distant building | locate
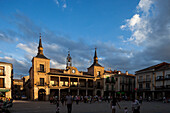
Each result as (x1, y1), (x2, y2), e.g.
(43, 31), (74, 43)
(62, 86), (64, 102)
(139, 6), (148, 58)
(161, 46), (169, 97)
(102, 70), (135, 98)
(13, 79), (23, 99)
(0, 62), (13, 98)
(135, 62), (170, 100)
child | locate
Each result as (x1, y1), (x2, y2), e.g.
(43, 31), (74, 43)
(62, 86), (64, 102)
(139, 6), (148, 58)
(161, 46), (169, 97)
(124, 107), (128, 113)
(56, 101), (59, 113)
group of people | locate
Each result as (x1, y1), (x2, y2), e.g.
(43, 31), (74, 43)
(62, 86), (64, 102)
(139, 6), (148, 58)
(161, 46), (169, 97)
(50, 93), (142, 113)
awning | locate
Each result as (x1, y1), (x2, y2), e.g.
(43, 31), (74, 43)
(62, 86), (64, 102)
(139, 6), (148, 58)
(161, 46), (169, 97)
(0, 89), (10, 92)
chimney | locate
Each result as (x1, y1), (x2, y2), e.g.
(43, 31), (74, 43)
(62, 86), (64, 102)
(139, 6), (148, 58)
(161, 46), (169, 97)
(126, 71), (128, 75)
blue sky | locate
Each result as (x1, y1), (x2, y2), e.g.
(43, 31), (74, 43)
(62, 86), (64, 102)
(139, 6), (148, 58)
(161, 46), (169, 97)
(0, 0), (170, 78)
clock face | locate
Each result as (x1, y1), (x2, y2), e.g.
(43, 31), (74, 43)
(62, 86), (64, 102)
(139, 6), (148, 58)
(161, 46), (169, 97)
(72, 69), (75, 73)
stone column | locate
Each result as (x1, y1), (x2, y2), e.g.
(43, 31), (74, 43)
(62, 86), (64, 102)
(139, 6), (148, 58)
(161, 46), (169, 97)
(77, 78), (80, 95)
(68, 77), (71, 92)
(46, 88), (50, 101)
(86, 79), (88, 96)
(59, 77), (60, 87)
(152, 92), (155, 99)
(143, 92), (145, 99)
(59, 89), (60, 101)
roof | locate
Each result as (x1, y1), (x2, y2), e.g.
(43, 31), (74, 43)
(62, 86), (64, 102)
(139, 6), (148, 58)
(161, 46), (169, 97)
(135, 62), (170, 73)
(13, 79), (23, 82)
(50, 68), (64, 73)
(0, 61), (13, 67)
(35, 54), (48, 59)
(88, 62), (103, 68)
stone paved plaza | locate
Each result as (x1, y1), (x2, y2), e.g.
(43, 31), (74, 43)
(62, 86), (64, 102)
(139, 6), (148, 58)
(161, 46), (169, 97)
(8, 100), (170, 113)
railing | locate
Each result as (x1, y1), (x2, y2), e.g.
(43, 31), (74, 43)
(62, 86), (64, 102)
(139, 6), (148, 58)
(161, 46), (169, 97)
(96, 86), (103, 89)
(145, 78), (151, 82)
(37, 68), (46, 73)
(36, 82), (45, 86)
(88, 85), (93, 88)
(106, 79), (110, 83)
(138, 79), (143, 82)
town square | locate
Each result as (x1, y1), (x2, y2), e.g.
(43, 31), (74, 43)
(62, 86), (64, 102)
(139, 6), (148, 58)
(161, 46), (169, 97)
(0, 0), (170, 113)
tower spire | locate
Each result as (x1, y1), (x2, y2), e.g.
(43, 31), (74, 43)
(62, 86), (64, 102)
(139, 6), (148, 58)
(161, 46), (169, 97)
(37, 33), (44, 55)
(66, 50), (72, 68)
(94, 48), (98, 63)
(39, 33), (42, 48)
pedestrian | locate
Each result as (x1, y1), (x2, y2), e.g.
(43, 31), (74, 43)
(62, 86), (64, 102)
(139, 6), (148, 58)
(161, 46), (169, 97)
(56, 100), (60, 113)
(110, 96), (121, 113)
(163, 96), (166, 103)
(65, 92), (73, 113)
(139, 96), (142, 104)
(132, 98), (140, 113)
(124, 107), (128, 113)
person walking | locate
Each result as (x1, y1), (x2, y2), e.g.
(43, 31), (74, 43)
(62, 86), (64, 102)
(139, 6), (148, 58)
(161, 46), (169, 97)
(132, 98), (140, 113)
(110, 96), (121, 113)
(65, 92), (73, 113)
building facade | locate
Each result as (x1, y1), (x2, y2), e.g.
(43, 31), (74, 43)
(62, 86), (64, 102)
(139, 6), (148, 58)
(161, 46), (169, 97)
(13, 79), (23, 99)
(0, 62), (13, 98)
(101, 70), (135, 99)
(29, 36), (106, 101)
(28, 36), (135, 101)
(135, 62), (170, 100)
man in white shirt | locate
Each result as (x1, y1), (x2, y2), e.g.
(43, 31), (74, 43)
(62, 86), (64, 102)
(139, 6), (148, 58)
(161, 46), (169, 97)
(66, 92), (73, 113)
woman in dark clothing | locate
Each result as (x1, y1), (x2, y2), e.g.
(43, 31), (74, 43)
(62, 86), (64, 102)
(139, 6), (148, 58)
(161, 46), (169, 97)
(110, 96), (121, 113)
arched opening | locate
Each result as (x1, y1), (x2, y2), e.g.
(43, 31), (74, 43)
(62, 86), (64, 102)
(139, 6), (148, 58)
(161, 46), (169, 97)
(38, 89), (46, 101)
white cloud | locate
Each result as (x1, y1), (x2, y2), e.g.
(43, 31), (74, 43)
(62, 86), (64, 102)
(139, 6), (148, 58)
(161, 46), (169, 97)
(137, 0), (153, 14)
(51, 60), (66, 69)
(63, 3), (67, 8)
(55, 0), (59, 5)
(16, 43), (37, 55)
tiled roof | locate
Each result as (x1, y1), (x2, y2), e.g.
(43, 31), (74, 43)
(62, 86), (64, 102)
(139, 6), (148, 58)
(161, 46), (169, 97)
(88, 62), (102, 68)
(135, 62), (169, 73)
(36, 54), (48, 59)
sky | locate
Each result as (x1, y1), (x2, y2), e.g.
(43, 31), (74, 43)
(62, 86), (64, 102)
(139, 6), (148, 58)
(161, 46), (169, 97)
(0, 0), (170, 78)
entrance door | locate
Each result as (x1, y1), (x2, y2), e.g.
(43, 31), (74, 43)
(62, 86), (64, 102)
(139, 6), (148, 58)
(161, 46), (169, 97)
(38, 89), (46, 101)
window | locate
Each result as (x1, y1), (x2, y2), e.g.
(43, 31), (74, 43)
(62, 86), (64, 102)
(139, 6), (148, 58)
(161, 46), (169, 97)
(112, 85), (114, 90)
(97, 71), (100, 77)
(106, 84), (109, 91)
(0, 78), (5, 88)
(122, 85), (124, 91)
(146, 83), (150, 88)
(106, 77), (110, 82)
(139, 84), (143, 89)
(40, 64), (44, 72)
(111, 77), (115, 83)
(40, 78), (44, 86)
(166, 74), (170, 79)
(0, 67), (4, 76)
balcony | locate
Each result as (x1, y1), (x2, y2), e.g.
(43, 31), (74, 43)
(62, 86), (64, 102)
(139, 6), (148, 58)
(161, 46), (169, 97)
(96, 85), (103, 89)
(70, 84), (78, 87)
(145, 78), (151, 82)
(106, 79), (110, 83)
(156, 76), (164, 81)
(138, 79), (143, 83)
(35, 82), (47, 86)
(37, 68), (46, 73)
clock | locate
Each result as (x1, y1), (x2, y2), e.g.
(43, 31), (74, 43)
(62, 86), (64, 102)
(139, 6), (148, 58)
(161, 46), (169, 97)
(72, 69), (75, 73)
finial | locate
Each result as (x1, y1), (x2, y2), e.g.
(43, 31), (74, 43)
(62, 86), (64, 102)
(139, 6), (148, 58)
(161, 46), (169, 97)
(39, 33), (41, 39)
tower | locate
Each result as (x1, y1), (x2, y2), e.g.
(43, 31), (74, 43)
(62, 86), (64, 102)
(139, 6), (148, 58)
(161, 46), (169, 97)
(88, 48), (104, 77)
(30, 34), (50, 101)
(66, 50), (72, 68)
